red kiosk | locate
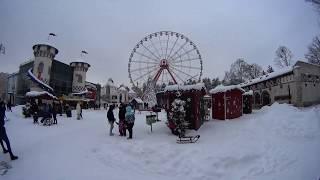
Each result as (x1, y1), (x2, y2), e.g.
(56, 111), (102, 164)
(209, 85), (245, 120)
(162, 83), (206, 132)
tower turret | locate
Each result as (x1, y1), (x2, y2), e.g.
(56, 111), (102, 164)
(30, 44), (58, 91)
(70, 61), (90, 93)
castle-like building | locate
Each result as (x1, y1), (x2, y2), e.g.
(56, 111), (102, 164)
(7, 43), (100, 105)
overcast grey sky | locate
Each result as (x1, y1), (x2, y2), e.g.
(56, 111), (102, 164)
(0, 0), (319, 86)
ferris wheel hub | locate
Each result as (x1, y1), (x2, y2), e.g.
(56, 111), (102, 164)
(160, 59), (169, 68)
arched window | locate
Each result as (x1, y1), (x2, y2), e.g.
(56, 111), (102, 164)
(38, 62), (44, 73)
(254, 92), (261, 105)
(262, 91), (271, 106)
(76, 74), (83, 83)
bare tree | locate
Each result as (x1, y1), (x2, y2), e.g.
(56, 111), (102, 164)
(305, 36), (320, 65)
(306, 0), (320, 13)
(274, 46), (293, 68)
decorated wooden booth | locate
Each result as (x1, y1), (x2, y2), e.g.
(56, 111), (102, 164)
(209, 85), (245, 120)
(162, 83), (206, 132)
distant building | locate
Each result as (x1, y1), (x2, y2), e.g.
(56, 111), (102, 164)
(6, 72), (18, 105)
(100, 78), (129, 105)
(10, 43), (100, 105)
(0, 72), (9, 100)
(240, 61), (320, 107)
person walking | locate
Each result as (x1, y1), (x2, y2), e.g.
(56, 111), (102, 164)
(118, 103), (126, 136)
(31, 102), (39, 124)
(107, 105), (116, 136)
(6, 101), (12, 112)
(0, 100), (18, 160)
(125, 104), (135, 139)
(76, 102), (81, 120)
(52, 103), (57, 124)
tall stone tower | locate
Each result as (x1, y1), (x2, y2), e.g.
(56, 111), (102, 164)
(31, 44), (58, 91)
(70, 61), (90, 93)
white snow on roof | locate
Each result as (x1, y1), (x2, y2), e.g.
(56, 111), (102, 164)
(209, 84), (245, 94)
(118, 86), (127, 92)
(27, 68), (54, 92)
(128, 89), (136, 94)
(85, 82), (97, 90)
(72, 89), (90, 95)
(164, 83), (206, 92)
(106, 79), (116, 87)
(26, 91), (57, 99)
(243, 90), (253, 96)
(132, 98), (144, 104)
(240, 66), (294, 87)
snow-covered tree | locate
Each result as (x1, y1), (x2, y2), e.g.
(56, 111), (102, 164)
(247, 63), (263, 79)
(274, 46), (293, 68)
(142, 80), (157, 107)
(169, 92), (188, 136)
(305, 36), (320, 65)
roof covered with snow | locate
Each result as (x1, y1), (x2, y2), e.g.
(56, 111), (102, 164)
(240, 66), (294, 87)
(132, 98), (144, 104)
(72, 89), (90, 95)
(243, 90), (253, 96)
(106, 78), (116, 87)
(27, 68), (54, 92)
(164, 83), (206, 92)
(209, 84), (245, 94)
(26, 91), (57, 99)
(128, 89), (136, 94)
(118, 86), (128, 92)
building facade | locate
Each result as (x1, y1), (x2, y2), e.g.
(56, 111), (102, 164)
(6, 72), (18, 105)
(9, 43), (100, 105)
(100, 78), (129, 105)
(0, 72), (9, 101)
(240, 61), (320, 107)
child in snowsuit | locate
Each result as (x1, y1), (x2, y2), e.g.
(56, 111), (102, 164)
(107, 105), (116, 136)
(125, 105), (135, 139)
(118, 103), (126, 136)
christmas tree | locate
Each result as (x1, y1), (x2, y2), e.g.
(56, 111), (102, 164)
(169, 91), (189, 137)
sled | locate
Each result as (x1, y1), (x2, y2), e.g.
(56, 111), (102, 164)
(0, 161), (12, 176)
(176, 135), (200, 144)
(41, 117), (54, 126)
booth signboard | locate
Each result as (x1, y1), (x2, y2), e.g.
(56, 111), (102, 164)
(146, 114), (157, 132)
(146, 114), (157, 125)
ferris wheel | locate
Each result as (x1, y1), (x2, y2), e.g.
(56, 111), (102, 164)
(128, 31), (203, 89)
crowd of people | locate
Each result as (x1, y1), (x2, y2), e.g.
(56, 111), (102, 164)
(107, 103), (135, 139)
(0, 99), (138, 162)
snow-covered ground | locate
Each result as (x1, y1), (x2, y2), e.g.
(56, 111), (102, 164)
(1, 103), (320, 180)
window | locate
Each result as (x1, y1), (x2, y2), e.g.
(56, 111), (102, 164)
(38, 62), (44, 73)
(76, 74), (82, 83)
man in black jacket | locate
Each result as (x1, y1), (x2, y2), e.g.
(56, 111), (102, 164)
(0, 100), (18, 160)
(118, 103), (126, 136)
(107, 105), (116, 136)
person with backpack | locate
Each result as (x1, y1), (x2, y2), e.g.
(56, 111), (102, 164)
(125, 104), (135, 139)
(107, 105), (116, 136)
